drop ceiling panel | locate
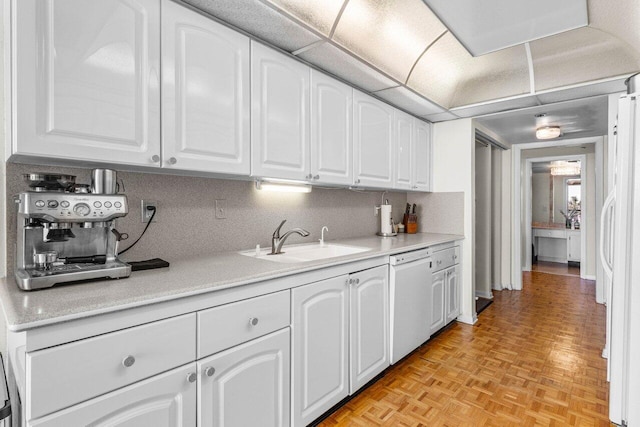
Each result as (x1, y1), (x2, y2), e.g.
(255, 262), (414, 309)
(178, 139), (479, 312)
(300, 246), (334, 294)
(407, 33), (530, 108)
(374, 86), (445, 116)
(452, 96), (539, 118)
(536, 77), (629, 104)
(182, 0), (321, 52)
(530, 27), (640, 92)
(332, 0), (446, 82)
(297, 42), (397, 92)
(588, 0), (640, 58)
(421, 111), (459, 122)
(423, 0), (588, 56)
(265, 0), (346, 37)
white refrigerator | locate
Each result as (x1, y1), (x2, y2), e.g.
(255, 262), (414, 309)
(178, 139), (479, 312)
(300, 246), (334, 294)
(602, 73), (640, 426)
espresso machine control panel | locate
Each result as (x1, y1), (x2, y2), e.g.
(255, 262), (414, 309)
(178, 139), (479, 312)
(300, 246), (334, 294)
(18, 192), (128, 222)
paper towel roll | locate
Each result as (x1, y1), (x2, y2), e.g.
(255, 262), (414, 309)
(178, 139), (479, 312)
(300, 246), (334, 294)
(380, 204), (392, 234)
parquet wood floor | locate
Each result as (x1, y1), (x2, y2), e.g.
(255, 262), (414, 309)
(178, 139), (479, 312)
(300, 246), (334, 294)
(319, 271), (611, 426)
(531, 261), (580, 277)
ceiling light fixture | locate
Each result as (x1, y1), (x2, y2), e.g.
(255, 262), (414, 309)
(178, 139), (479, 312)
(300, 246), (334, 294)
(550, 161), (581, 176)
(536, 126), (562, 140)
(255, 179), (312, 193)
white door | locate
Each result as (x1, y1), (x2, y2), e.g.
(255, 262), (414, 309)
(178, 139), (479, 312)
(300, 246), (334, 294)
(13, 0), (161, 166)
(353, 91), (394, 188)
(446, 265), (460, 322)
(413, 119), (432, 191)
(394, 110), (413, 190)
(390, 258), (431, 364)
(251, 42), (309, 181)
(349, 265), (389, 393)
(198, 328), (290, 427)
(292, 275), (349, 427)
(29, 364), (197, 427)
(430, 270), (445, 334)
(162, 0), (250, 174)
(310, 71), (353, 185)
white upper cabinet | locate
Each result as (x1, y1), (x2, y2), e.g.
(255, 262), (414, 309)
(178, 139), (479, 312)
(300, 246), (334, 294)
(310, 71), (353, 186)
(413, 119), (432, 191)
(353, 91), (395, 188)
(251, 42), (310, 181)
(162, 0), (250, 174)
(394, 110), (414, 190)
(12, 0), (161, 166)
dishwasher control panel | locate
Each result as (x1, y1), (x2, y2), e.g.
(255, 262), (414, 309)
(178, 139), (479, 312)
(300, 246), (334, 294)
(389, 247), (432, 265)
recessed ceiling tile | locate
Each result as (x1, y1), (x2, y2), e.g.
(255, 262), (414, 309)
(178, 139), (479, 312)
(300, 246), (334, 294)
(407, 33), (530, 108)
(530, 27), (640, 92)
(297, 42), (398, 92)
(374, 86), (445, 116)
(182, 0), (322, 52)
(536, 77), (629, 104)
(588, 0), (640, 59)
(424, 0), (587, 56)
(451, 95), (540, 118)
(265, 0), (346, 37)
(332, 0), (446, 82)
(421, 111), (459, 122)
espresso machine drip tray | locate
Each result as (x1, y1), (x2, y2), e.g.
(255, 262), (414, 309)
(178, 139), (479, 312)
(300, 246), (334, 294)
(16, 260), (131, 290)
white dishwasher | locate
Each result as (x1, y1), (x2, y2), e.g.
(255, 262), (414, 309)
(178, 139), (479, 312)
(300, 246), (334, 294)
(389, 248), (433, 364)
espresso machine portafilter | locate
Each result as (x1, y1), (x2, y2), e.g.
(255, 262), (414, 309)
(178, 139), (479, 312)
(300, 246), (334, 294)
(14, 171), (132, 290)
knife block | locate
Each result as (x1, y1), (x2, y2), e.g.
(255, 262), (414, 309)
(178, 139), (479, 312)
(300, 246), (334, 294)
(403, 214), (418, 234)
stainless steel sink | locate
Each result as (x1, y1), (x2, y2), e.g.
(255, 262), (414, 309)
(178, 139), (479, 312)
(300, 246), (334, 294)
(240, 243), (371, 263)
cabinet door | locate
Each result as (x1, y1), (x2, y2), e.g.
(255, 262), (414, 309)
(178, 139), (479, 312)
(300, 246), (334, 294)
(292, 275), (349, 426)
(446, 265), (460, 322)
(413, 119), (432, 191)
(567, 231), (581, 262)
(394, 110), (413, 190)
(30, 363), (197, 427)
(198, 328), (290, 427)
(251, 42), (309, 180)
(430, 270), (446, 334)
(162, 0), (250, 174)
(353, 91), (394, 188)
(349, 265), (389, 393)
(13, 0), (161, 166)
(310, 71), (353, 185)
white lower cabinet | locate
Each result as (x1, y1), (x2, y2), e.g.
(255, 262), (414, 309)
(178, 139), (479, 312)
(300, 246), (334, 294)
(292, 265), (389, 425)
(445, 265), (461, 322)
(292, 276), (349, 427)
(198, 328), (290, 427)
(430, 270), (446, 335)
(29, 363), (197, 427)
(431, 244), (461, 335)
(567, 230), (581, 262)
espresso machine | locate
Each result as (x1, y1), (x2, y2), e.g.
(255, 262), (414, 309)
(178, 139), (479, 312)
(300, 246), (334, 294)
(14, 170), (131, 290)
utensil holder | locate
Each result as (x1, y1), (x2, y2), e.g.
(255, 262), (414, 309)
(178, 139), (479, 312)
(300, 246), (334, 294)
(406, 214), (418, 234)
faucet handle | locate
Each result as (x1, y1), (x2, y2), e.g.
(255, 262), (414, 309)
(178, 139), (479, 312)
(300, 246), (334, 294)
(273, 220), (287, 238)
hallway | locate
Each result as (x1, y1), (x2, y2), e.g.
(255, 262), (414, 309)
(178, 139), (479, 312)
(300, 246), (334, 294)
(320, 272), (609, 426)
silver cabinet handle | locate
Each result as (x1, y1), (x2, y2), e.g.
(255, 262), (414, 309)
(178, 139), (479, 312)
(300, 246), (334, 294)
(355, 179), (361, 184)
(306, 174), (312, 179)
(187, 372), (197, 383)
(313, 175), (319, 180)
(151, 155), (160, 163)
(204, 366), (215, 377)
(355, 278), (360, 284)
(168, 157), (177, 165)
(122, 355), (135, 368)
(249, 317), (259, 326)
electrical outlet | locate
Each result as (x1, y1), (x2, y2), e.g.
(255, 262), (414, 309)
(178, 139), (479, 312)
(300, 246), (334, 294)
(215, 199), (227, 219)
(374, 206), (379, 216)
(141, 200), (157, 223)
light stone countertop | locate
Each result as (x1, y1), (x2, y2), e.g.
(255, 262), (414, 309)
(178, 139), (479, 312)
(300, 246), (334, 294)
(0, 233), (463, 331)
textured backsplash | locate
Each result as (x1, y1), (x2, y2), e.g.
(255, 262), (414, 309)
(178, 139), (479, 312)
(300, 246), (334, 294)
(408, 192), (465, 236)
(5, 163), (409, 270)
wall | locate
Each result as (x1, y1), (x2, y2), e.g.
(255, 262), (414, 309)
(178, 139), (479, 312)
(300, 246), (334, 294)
(475, 143), (491, 298)
(5, 163), (408, 272)
(431, 118), (475, 325)
(406, 192), (464, 235)
(500, 149), (512, 289)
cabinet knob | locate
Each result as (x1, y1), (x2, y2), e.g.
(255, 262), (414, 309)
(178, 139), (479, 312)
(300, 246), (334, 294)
(187, 372), (197, 383)
(306, 174), (312, 179)
(355, 179), (361, 184)
(413, 185), (418, 189)
(313, 175), (320, 180)
(249, 317), (259, 326)
(355, 278), (360, 284)
(122, 355), (135, 368)
(151, 155), (160, 163)
(168, 157), (177, 165)
(204, 366), (215, 377)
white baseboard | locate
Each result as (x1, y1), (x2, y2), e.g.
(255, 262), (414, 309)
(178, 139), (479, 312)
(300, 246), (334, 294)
(475, 291), (493, 299)
(456, 314), (477, 325)
(582, 274), (596, 280)
(538, 256), (567, 263)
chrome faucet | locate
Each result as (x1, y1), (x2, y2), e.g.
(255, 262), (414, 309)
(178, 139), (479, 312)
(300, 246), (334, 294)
(270, 220), (310, 255)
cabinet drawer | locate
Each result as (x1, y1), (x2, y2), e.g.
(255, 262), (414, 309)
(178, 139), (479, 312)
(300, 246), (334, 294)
(533, 228), (566, 238)
(432, 247), (458, 272)
(198, 290), (290, 358)
(26, 314), (196, 420)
